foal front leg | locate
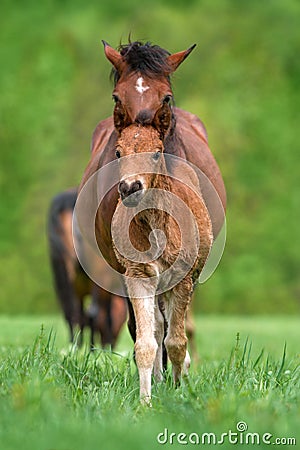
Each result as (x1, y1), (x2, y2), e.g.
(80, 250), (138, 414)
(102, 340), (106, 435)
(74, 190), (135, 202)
(153, 296), (165, 382)
(164, 277), (193, 385)
(126, 273), (158, 404)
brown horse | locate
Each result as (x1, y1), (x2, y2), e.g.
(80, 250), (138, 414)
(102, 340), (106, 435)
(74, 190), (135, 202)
(112, 123), (213, 402)
(92, 41), (226, 234)
(77, 41), (226, 402)
(47, 188), (127, 348)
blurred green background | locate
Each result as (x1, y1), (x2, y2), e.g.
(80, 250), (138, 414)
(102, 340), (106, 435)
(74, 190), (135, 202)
(0, 0), (299, 315)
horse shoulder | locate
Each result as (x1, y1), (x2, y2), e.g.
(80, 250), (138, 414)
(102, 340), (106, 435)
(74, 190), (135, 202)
(173, 107), (208, 143)
(81, 120), (118, 191)
(79, 151), (102, 191)
(91, 116), (115, 155)
(172, 107), (227, 237)
(173, 107), (220, 176)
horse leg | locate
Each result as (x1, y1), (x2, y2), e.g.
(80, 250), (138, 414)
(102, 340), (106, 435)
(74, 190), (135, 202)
(185, 306), (198, 363)
(126, 273), (158, 404)
(164, 277), (193, 385)
(89, 316), (95, 350)
(157, 295), (168, 372)
(68, 321), (74, 344)
(78, 297), (85, 347)
(88, 287), (99, 350)
(104, 298), (113, 348)
(110, 296), (127, 350)
(153, 296), (165, 382)
(126, 297), (136, 342)
(131, 297), (157, 404)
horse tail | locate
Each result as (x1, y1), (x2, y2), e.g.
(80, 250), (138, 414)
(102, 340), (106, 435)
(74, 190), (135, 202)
(47, 188), (78, 339)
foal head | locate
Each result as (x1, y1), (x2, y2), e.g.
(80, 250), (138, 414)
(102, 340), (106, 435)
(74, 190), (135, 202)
(115, 122), (167, 208)
(102, 41), (196, 129)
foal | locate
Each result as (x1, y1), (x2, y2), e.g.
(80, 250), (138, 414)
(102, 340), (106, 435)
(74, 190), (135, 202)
(112, 123), (213, 403)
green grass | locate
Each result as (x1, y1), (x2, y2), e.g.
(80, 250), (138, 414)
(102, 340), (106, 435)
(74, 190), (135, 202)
(0, 315), (299, 449)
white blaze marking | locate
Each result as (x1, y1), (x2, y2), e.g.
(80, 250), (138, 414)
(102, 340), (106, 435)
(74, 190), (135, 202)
(135, 77), (150, 94)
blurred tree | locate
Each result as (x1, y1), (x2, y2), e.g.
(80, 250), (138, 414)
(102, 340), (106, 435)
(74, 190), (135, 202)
(0, 0), (299, 314)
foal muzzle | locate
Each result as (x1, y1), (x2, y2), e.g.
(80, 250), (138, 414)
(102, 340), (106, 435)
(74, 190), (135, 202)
(118, 179), (144, 207)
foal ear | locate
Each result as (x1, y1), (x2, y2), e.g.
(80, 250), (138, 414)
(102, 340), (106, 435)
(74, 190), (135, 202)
(153, 103), (172, 138)
(166, 44), (196, 73)
(102, 40), (125, 73)
(114, 101), (131, 133)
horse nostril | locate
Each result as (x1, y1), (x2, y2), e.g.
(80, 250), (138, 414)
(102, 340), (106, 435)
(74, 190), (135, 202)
(118, 180), (143, 200)
(131, 180), (143, 194)
(135, 109), (153, 125)
(118, 180), (128, 197)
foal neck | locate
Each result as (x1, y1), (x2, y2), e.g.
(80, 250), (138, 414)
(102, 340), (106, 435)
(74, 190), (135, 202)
(137, 173), (172, 233)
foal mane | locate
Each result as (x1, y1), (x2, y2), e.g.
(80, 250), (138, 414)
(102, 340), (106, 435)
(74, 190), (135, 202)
(111, 41), (172, 85)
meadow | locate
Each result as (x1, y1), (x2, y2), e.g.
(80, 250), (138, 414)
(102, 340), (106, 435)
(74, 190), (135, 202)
(0, 315), (299, 449)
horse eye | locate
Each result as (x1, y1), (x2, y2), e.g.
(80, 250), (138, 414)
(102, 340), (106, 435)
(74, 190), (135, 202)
(115, 149), (121, 158)
(163, 95), (172, 104)
(112, 94), (120, 103)
(152, 151), (161, 161)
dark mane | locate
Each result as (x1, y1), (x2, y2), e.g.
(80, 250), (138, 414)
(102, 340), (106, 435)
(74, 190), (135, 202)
(111, 41), (171, 85)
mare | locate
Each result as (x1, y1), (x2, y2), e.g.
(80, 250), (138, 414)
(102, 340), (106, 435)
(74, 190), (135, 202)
(47, 188), (127, 348)
(77, 41), (226, 402)
(92, 41), (226, 232)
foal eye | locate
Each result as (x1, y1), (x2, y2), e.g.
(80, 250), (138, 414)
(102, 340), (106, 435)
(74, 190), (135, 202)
(163, 95), (172, 104)
(115, 149), (121, 158)
(152, 151), (161, 161)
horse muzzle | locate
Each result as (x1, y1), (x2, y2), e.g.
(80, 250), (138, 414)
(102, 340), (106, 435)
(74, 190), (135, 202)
(118, 179), (145, 207)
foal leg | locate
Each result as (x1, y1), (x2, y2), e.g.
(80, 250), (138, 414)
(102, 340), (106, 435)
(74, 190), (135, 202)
(153, 296), (165, 382)
(126, 273), (158, 404)
(185, 306), (198, 365)
(164, 278), (193, 385)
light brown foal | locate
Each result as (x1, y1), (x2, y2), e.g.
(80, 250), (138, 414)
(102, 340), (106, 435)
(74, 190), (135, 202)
(112, 123), (213, 404)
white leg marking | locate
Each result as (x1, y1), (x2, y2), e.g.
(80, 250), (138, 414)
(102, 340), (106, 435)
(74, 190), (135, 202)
(139, 367), (153, 406)
(126, 275), (158, 403)
(183, 350), (191, 375)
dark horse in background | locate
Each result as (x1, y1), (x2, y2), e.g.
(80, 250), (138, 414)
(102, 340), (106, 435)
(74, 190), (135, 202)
(47, 188), (127, 348)
(77, 41), (226, 401)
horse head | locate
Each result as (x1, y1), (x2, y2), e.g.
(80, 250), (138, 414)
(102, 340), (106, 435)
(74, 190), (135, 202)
(115, 106), (171, 207)
(102, 41), (196, 132)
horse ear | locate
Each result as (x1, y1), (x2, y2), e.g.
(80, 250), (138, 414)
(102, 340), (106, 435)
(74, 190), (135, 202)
(166, 44), (196, 73)
(153, 103), (172, 138)
(114, 101), (131, 133)
(102, 40), (125, 73)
